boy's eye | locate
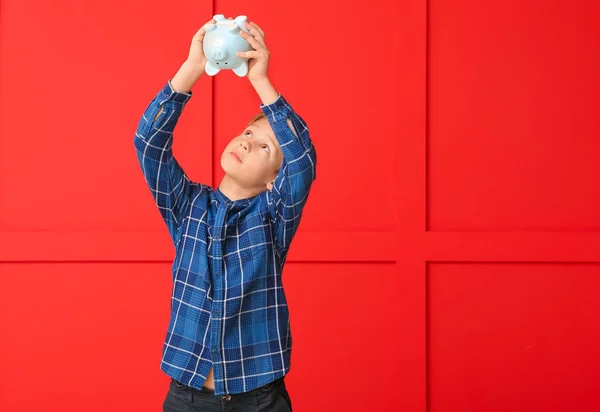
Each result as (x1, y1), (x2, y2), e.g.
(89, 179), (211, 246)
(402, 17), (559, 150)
(260, 144), (270, 153)
(245, 130), (252, 136)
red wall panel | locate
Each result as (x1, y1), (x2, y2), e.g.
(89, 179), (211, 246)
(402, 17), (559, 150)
(268, 263), (402, 412)
(428, 263), (600, 411)
(0, 263), (174, 411)
(428, 0), (600, 231)
(0, 0), (213, 237)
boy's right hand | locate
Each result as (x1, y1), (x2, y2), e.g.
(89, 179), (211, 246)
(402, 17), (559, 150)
(186, 19), (216, 67)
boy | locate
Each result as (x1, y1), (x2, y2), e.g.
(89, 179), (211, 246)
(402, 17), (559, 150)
(134, 18), (317, 412)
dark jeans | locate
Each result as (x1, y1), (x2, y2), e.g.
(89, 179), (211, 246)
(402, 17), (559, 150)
(163, 376), (293, 412)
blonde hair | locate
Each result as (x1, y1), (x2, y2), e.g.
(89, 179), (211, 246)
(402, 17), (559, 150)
(247, 112), (267, 126)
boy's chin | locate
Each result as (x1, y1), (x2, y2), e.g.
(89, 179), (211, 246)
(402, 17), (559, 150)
(220, 158), (237, 175)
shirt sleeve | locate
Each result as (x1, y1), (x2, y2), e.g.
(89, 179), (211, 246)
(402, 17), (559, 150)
(261, 94), (317, 254)
(133, 79), (200, 243)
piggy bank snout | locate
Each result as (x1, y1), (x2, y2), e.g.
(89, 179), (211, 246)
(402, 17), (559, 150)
(211, 48), (228, 61)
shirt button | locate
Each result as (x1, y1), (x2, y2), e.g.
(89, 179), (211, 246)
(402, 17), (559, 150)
(211, 347), (217, 353)
(222, 394), (231, 401)
(213, 309), (220, 316)
(215, 273), (221, 278)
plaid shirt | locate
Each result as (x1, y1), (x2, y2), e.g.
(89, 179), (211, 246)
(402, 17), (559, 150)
(134, 79), (316, 395)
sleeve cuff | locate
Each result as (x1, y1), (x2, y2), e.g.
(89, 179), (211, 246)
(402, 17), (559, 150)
(157, 79), (193, 104)
(260, 94), (292, 120)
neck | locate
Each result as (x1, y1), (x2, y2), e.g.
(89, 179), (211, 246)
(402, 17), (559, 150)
(218, 174), (265, 201)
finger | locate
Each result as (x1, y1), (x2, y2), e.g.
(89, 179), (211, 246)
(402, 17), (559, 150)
(249, 22), (265, 38)
(193, 26), (207, 41)
(240, 29), (266, 50)
(196, 19), (216, 38)
(240, 27), (266, 49)
(236, 50), (261, 59)
(244, 22), (266, 46)
(248, 24), (267, 47)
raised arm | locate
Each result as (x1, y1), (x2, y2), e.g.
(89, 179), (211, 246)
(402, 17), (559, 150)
(133, 23), (212, 243)
(261, 89), (317, 253)
(238, 21), (317, 253)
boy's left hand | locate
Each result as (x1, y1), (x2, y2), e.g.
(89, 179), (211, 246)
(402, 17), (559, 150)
(237, 22), (270, 82)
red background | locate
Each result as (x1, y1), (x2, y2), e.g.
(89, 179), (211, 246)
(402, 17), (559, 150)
(1, 0), (599, 411)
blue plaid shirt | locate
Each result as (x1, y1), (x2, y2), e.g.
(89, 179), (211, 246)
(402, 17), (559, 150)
(134, 79), (316, 395)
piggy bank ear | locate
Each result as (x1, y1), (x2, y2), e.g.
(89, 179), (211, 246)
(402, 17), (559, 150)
(234, 15), (251, 34)
(204, 23), (217, 33)
(205, 62), (220, 76)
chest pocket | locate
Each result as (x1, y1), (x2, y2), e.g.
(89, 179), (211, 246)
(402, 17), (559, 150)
(225, 212), (273, 263)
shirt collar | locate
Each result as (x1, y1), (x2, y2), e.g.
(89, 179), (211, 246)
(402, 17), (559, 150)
(215, 187), (252, 206)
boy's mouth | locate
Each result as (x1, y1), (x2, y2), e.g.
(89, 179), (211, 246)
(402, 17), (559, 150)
(230, 151), (243, 163)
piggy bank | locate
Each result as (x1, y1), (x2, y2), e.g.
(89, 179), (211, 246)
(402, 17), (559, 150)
(202, 14), (253, 77)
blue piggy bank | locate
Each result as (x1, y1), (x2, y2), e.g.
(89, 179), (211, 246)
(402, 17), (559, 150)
(202, 14), (253, 77)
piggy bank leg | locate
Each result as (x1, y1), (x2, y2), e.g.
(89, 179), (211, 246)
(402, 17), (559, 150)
(232, 62), (248, 77)
(213, 14), (225, 21)
(205, 62), (221, 76)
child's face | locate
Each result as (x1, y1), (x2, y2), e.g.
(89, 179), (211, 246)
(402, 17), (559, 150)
(220, 118), (283, 190)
